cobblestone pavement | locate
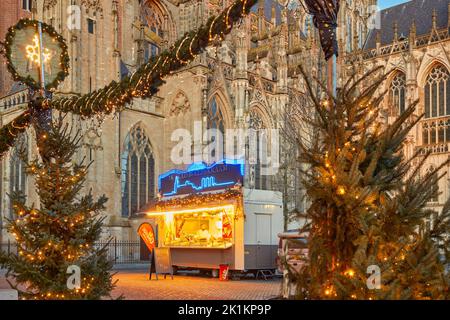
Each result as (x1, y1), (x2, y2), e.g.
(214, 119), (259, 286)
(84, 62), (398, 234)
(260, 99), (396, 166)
(0, 269), (281, 300)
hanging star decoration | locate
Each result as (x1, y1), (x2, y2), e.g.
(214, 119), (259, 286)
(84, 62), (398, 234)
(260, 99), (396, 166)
(3, 19), (69, 91)
(0, 0), (258, 158)
(26, 35), (52, 66)
(0, 19), (69, 157)
(303, 0), (340, 60)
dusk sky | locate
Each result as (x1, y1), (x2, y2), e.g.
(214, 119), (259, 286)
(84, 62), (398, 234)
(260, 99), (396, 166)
(378, 0), (410, 9)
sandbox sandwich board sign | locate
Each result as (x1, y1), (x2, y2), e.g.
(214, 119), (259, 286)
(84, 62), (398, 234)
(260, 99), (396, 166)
(149, 247), (173, 280)
(154, 247), (173, 278)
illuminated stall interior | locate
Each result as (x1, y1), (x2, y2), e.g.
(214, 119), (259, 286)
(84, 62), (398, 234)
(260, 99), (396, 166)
(148, 204), (236, 249)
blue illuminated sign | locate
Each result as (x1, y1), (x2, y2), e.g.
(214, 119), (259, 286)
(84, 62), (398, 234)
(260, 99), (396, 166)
(158, 160), (244, 197)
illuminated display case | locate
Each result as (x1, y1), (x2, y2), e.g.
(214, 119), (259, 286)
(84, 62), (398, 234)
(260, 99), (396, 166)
(161, 205), (234, 249)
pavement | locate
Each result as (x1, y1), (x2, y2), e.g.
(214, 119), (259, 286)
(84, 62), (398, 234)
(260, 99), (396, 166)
(0, 269), (281, 300)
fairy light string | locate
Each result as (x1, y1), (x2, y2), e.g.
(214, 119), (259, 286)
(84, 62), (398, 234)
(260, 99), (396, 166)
(45, 0), (257, 117)
(0, 0), (257, 157)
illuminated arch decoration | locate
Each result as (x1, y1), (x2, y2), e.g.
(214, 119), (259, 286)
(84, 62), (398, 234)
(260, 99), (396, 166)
(3, 19), (69, 91)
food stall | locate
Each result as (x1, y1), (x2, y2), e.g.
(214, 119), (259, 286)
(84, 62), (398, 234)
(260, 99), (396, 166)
(141, 160), (283, 275)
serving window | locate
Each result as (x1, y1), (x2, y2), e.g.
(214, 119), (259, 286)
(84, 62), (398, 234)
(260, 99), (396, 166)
(161, 205), (234, 249)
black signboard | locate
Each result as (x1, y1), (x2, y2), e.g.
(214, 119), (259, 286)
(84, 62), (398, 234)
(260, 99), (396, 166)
(158, 162), (244, 197)
(149, 247), (173, 280)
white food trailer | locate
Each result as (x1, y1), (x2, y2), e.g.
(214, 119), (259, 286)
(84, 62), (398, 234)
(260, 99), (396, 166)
(139, 161), (283, 275)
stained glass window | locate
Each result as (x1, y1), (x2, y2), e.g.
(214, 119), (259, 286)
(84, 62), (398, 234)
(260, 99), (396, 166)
(424, 65), (449, 119)
(346, 16), (352, 52)
(140, 1), (164, 61)
(422, 65), (450, 145)
(389, 72), (406, 115)
(121, 124), (155, 217)
(207, 97), (225, 162)
(9, 134), (28, 218)
(427, 167), (439, 203)
(249, 110), (269, 190)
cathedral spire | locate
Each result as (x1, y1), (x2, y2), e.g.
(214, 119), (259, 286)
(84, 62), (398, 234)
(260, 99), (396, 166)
(432, 8), (437, 30)
(31, 0), (37, 19)
(393, 21), (398, 42)
(448, 3), (450, 29)
(257, 0), (266, 37)
(137, 22), (145, 66)
(409, 20), (416, 50)
(271, 1), (276, 26)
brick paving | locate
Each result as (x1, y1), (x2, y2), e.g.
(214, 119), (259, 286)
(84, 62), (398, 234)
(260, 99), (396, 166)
(0, 269), (281, 300)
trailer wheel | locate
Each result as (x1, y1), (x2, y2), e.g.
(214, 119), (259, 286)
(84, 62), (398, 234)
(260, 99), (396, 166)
(229, 271), (240, 280)
(199, 269), (209, 277)
(211, 269), (219, 278)
(172, 266), (178, 275)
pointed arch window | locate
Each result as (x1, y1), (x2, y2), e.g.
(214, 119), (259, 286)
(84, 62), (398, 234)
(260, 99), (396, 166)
(427, 166), (439, 203)
(9, 134), (28, 218)
(121, 124), (155, 217)
(304, 15), (312, 35)
(424, 65), (450, 119)
(422, 65), (450, 146)
(249, 109), (269, 190)
(358, 23), (364, 49)
(207, 96), (226, 162)
(389, 72), (406, 115)
(140, 0), (165, 61)
(346, 16), (352, 52)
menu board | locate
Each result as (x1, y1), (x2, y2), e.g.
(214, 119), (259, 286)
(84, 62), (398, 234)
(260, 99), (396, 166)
(151, 247), (173, 279)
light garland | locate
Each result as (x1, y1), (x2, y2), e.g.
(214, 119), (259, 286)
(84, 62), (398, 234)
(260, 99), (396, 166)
(47, 0), (257, 118)
(147, 188), (244, 221)
(0, 0), (258, 158)
(26, 35), (51, 65)
(3, 19), (70, 91)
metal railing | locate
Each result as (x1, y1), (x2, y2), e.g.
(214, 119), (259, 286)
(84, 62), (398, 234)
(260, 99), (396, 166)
(0, 239), (146, 265)
(94, 239), (146, 264)
(0, 240), (18, 256)
(345, 28), (450, 64)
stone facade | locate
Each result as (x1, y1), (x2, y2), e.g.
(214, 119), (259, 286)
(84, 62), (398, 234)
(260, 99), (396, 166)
(0, 0), (32, 97)
(0, 0), (402, 241)
(346, 0), (450, 226)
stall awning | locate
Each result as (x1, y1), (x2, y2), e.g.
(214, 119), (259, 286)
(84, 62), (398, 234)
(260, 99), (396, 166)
(139, 188), (243, 216)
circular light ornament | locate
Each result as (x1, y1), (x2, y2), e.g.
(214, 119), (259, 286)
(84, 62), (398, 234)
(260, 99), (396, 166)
(4, 19), (69, 91)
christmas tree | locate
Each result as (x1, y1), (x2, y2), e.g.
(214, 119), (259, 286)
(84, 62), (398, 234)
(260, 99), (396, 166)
(0, 116), (116, 300)
(293, 66), (450, 299)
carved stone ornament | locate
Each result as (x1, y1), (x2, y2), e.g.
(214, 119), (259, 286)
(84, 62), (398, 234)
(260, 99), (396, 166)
(43, 0), (57, 10)
(81, 0), (103, 15)
(170, 91), (190, 116)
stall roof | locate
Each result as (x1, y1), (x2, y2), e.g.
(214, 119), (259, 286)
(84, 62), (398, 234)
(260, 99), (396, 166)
(364, 0), (449, 50)
(138, 188), (243, 214)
